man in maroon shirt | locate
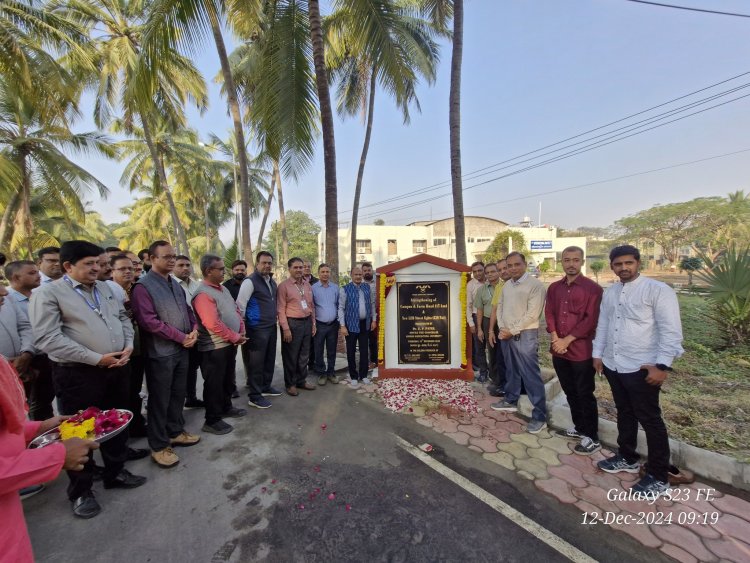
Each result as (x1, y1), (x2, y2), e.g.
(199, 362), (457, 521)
(545, 246), (603, 455)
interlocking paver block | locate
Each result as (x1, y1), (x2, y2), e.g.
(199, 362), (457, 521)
(514, 457), (549, 480)
(517, 470), (535, 480)
(536, 437), (574, 455)
(444, 431), (470, 446)
(710, 494), (750, 520)
(686, 481), (723, 498)
(468, 445), (482, 453)
(713, 513), (750, 543)
(457, 424), (484, 438)
(485, 427), (512, 444)
(581, 471), (627, 492)
(469, 436), (499, 453)
(703, 537), (750, 563)
(535, 478), (577, 504)
(651, 524), (716, 562)
(494, 419), (526, 434)
(497, 441), (529, 460)
(483, 451), (516, 471)
(471, 415), (498, 430)
(509, 432), (541, 449)
(431, 417), (459, 434)
(527, 446), (562, 467)
(558, 453), (598, 474)
(608, 521), (662, 548)
(415, 416), (434, 428)
(571, 485), (620, 512)
(548, 463), (588, 489)
(660, 543), (698, 563)
(484, 410), (509, 422)
(672, 508), (720, 539)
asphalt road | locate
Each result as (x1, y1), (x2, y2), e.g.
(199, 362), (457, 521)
(24, 356), (671, 563)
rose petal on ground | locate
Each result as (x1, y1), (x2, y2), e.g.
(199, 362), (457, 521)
(328, 493), (336, 500)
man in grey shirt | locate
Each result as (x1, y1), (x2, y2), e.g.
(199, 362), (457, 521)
(30, 240), (146, 519)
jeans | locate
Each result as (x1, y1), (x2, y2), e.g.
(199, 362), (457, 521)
(244, 325), (278, 400)
(313, 320), (338, 375)
(200, 346), (237, 424)
(144, 349), (188, 451)
(51, 363), (129, 500)
(281, 317), (312, 388)
(345, 320), (370, 380)
(502, 329), (546, 422)
(604, 365), (670, 483)
(553, 356), (598, 441)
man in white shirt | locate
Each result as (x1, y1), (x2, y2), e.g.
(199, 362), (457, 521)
(36, 246), (62, 285)
(593, 245), (684, 497)
(466, 261), (485, 376)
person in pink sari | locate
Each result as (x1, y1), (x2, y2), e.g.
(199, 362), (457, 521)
(1, 286), (98, 562)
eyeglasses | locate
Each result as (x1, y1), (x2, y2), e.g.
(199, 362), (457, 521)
(155, 255), (177, 261)
(131, 260), (142, 265)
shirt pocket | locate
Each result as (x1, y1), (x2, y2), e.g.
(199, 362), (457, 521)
(622, 300), (651, 322)
(567, 290), (587, 314)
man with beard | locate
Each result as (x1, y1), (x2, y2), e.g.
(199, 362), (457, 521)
(172, 255), (204, 408)
(223, 260), (247, 300)
(97, 252), (113, 282)
(361, 262), (378, 370)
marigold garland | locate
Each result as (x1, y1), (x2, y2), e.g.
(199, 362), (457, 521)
(459, 272), (469, 369)
(378, 273), (387, 364)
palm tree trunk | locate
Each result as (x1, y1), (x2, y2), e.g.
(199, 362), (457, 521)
(256, 173), (276, 252)
(18, 154), (34, 257)
(449, 0), (466, 264)
(0, 190), (20, 252)
(274, 162), (289, 265)
(141, 119), (189, 254)
(309, 0), (339, 278)
(207, 7), (253, 265)
(350, 68), (377, 271)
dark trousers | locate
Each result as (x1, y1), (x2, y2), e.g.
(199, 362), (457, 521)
(201, 346), (237, 424)
(128, 354), (147, 435)
(51, 363), (129, 500)
(281, 317), (312, 388)
(476, 317), (497, 379)
(368, 329), (377, 365)
(145, 349), (188, 451)
(493, 336), (507, 390)
(553, 356), (598, 441)
(23, 355), (55, 421)
(471, 313), (480, 371)
(604, 366), (670, 483)
(345, 320), (370, 380)
(244, 325), (278, 400)
(502, 330), (547, 422)
(186, 347), (202, 401)
(313, 321), (338, 376)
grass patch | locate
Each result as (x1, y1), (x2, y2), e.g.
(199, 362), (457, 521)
(538, 294), (750, 462)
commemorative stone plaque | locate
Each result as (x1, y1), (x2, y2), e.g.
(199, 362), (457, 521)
(397, 281), (450, 364)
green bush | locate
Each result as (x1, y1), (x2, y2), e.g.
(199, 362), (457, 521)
(680, 257), (703, 285)
(589, 260), (606, 283)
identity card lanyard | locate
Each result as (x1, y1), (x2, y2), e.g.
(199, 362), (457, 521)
(63, 275), (105, 321)
(296, 281), (308, 310)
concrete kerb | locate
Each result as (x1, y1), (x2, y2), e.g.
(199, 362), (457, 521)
(519, 372), (750, 492)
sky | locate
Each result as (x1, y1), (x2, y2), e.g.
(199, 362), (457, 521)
(74, 0), (750, 245)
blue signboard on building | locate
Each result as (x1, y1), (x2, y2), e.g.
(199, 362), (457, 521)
(530, 240), (553, 250)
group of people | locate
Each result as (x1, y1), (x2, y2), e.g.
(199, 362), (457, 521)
(469, 245), (684, 497)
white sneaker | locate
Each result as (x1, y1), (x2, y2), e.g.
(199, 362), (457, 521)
(350, 380), (360, 389)
(361, 377), (372, 385)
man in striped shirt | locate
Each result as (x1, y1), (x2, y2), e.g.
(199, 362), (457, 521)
(311, 264), (340, 385)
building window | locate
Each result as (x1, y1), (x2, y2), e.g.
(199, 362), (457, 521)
(355, 240), (372, 254)
(467, 237), (475, 243)
(413, 240), (427, 253)
(387, 239), (397, 255)
(477, 237), (492, 243)
(433, 238), (447, 246)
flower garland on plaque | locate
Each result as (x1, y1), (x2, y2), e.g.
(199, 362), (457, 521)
(459, 272), (469, 369)
(378, 273), (387, 365)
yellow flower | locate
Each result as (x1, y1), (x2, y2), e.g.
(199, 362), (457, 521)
(378, 273), (387, 363)
(59, 417), (95, 440)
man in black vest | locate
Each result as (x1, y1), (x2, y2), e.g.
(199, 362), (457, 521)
(131, 241), (201, 468)
(236, 251), (282, 409)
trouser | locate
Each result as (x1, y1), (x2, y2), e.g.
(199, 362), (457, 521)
(553, 356), (598, 441)
(308, 331), (316, 370)
(23, 355), (55, 421)
(502, 329), (547, 422)
(314, 320), (339, 376)
(186, 347), (202, 400)
(604, 365), (669, 483)
(128, 354), (147, 435)
(476, 317), (498, 378)
(345, 320), (370, 380)
(145, 349), (188, 451)
(492, 335), (507, 391)
(281, 317), (312, 388)
(51, 363), (129, 500)
(244, 325), (278, 401)
(368, 328), (378, 365)
(471, 313), (480, 371)
(201, 346), (237, 424)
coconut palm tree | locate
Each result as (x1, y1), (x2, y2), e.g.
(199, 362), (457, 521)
(55, 0), (209, 255)
(325, 2), (441, 269)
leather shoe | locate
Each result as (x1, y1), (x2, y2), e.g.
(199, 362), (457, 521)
(286, 386), (299, 396)
(103, 469), (147, 490)
(127, 447), (149, 461)
(300, 382), (316, 391)
(72, 492), (101, 519)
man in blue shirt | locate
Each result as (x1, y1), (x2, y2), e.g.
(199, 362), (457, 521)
(311, 264), (339, 385)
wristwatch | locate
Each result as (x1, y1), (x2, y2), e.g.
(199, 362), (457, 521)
(655, 363), (673, 372)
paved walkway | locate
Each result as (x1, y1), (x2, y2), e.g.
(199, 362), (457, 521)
(354, 381), (750, 563)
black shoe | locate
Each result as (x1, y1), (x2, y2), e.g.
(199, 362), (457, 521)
(185, 398), (205, 408)
(72, 492), (101, 519)
(224, 407), (247, 418)
(202, 420), (233, 435)
(103, 469), (147, 490)
(20, 484), (45, 500)
(127, 447), (149, 461)
(262, 387), (282, 397)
